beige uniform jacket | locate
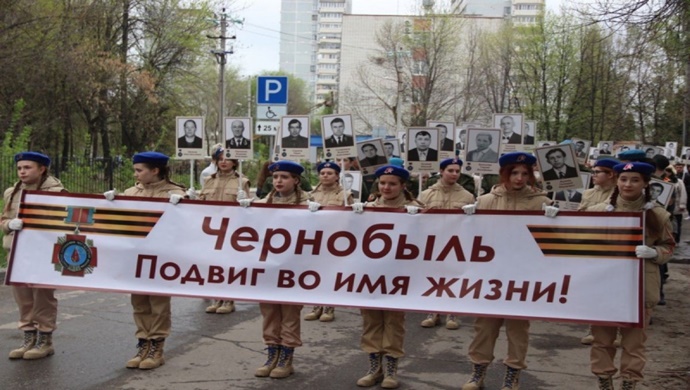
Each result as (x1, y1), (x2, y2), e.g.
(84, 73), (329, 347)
(589, 197), (675, 307)
(577, 185), (615, 211)
(419, 181), (475, 209)
(255, 189), (311, 206)
(123, 180), (186, 198)
(310, 183), (354, 206)
(199, 171), (250, 202)
(2, 176), (66, 250)
(476, 184), (550, 211)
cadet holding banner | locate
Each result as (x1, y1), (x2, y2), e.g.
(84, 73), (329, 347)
(460, 152), (557, 390)
(2, 152), (67, 361)
(104, 151), (190, 370)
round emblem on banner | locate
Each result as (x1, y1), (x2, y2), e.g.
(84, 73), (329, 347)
(58, 240), (93, 273)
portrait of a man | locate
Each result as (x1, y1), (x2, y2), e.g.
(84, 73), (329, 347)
(599, 142), (612, 155)
(407, 130), (439, 162)
(523, 121), (535, 145)
(342, 172), (361, 200)
(650, 182), (664, 204)
(466, 133), (499, 163)
(358, 143), (388, 167)
(435, 124), (454, 151)
(574, 141), (587, 158)
(384, 141), (400, 159)
(225, 119), (251, 149)
(555, 189), (583, 203)
(324, 117), (353, 148)
(499, 115), (522, 144)
(456, 129), (467, 151)
(542, 148), (578, 181)
(281, 118), (309, 148)
(178, 119), (203, 149)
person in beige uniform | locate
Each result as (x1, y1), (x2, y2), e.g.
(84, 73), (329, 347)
(418, 157), (475, 330)
(461, 152), (558, 390)
(242, 160), (311, 379)
(353, 164), (423, 389)
(2, 152), (67, 360)
(303, 161), (354, 322)
(104, 151), (189, 370)
(578, 158), (620, 346)
(199, 144), (250, 314)
(587, 162), (674, 390)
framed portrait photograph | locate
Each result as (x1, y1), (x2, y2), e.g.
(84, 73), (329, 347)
(223, 117), (253, 160)
(640, 145), (664, 160)
(492, 113), (524, 152)
(613, 141), (639, 158)
(382, 139), (401, 161)
(322, 114), (356, 160)
(397, 131), (407, 156)
(341, 170), (362, 202)
(571, 138), (591, 166)
(406, 127), (440, 173)
(552, 172), (590, 211)
(523, 120), (537, 146)
(535, 143), (583, 191)
(176, 116), (205, 159)
(356, 138), (388, 176)
(464, 128), (501, 175)
(278, 115), (310, 161)
(426, 120), (456, 159)
(597, 141), (614, 156)
(681, 146), (690, 163)
(649, 178), (674, 208)
(588, 147), (600, 162)
(665, 141), (678, 158)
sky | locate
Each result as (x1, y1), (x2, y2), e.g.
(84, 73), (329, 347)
(226, 0), (566, 76)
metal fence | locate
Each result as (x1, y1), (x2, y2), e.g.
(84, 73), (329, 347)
(0, 156), (259, 194)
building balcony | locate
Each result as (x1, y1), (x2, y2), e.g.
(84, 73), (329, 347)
(318, 57), (339, 64)
(316, 78), (337, 85)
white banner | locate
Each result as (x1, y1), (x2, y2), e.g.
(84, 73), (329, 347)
(7, 192), (645, 327)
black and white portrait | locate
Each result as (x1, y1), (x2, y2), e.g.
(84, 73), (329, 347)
(341, 171), (362, 202)
(383, 139), (401, 160)
(493, 114), (524, 144)
(224, 117), (252, 149)
(280, 116), (310, 149)
(357, 138), (388, 174)
(466, 130), (500, 163)
(523, 120), (536, 145)
(649, 178), (673, 207)
(177, 117), (203, 149)
(598, 141), (613, 155)
(427, 121), (455, 152)
(322, 115), (354, 148)
(406, 128), (440, 162)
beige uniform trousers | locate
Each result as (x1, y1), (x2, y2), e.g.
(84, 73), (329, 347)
(590, 307), (653, 381)
(468, 317), (530, 369)
(13, 286), (57, 333)
(131, 294), (171, 340)
(260, 303), (303, 348)
(360, 309), (405, 358)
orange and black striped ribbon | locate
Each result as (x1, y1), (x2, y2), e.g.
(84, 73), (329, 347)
(527, 225), (643, 258)
(19, 203), (162, 238)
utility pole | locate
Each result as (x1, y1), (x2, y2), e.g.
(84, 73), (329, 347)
(207, 8), (240, 144)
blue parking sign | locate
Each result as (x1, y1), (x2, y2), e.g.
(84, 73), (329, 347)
(257, 76), (289, 105)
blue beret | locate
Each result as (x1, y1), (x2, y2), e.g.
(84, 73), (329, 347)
(375, 165), (410, 181)
(212, 146), (224, 160)
(133, 151), (170, 165)
(499, 152), (536, 167)
(617, 149), (646, 162)
(14, 152), (51, 167)
(440, 157), (463, 170)
(613, 162), (655, 176)
(269, 160), (304, 175)
(594, 158), (619, 170)
(317, 161), (341, 174)
(389, 157), (404, 168)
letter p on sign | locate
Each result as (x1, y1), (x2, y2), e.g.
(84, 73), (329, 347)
(257, 76), (289, 105)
